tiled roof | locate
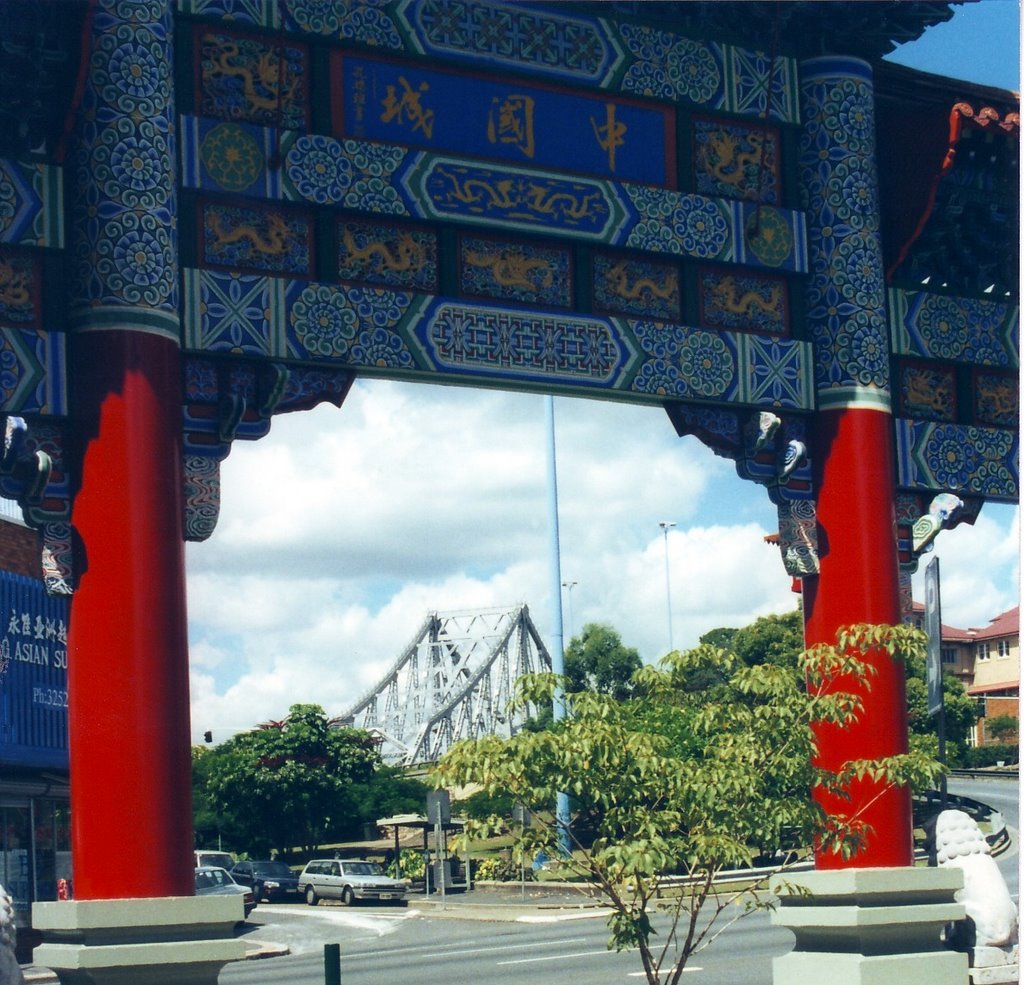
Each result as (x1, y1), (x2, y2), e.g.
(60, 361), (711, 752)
(970, 606), (1020, 642)
(909, 601), (1019, 641)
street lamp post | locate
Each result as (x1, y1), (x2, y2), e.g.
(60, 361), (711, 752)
(561, 580), (577, 639)
(659, 521), (676, 653)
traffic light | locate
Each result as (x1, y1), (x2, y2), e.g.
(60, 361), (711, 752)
(203, 730), (212, 743)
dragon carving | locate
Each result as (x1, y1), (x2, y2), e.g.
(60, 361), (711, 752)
(465, 249), (553, 289)
(603, 261), (677, 301)
(342, 228), (427, 273)
(204, 38), (295, 114)
(207, 210), (295, 256)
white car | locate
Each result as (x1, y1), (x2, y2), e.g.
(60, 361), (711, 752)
(299, 858), (407, 906)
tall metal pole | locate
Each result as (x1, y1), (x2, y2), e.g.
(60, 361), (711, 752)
(659, 521), (676, 654)
(562, 580), (577, 639)
(545, 396), (571, 855)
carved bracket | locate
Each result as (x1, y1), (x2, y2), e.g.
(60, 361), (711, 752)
(665, 404), (819, 577)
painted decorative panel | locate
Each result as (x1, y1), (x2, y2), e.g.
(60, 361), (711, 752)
(459, 234), (571, 308)
(67, 1), (178, 333)
(799, 58), (889, 410)
(397, 0), (622, 86)
(333, 54), (676, 187)
(895, 419), (1018, 502)
(182, 268), (815, 411)
(181, 119), (809, 274)
(0, 250), (41, 329)
(195, 25), (310, 130)
(888, 287), (1018, 368)
(896, 361), (957, 423)
(183, 118), (279, 198)
(200, 199), (314, 277)
(973, 370), (1019, 429)
(0, 328), (67, 416)
(592, 252), (680, 322)
(698, 267), (788, 336)
(0, 160), (63, 248)
(339, 218), (438, 292)
(693, 117), (781, 205)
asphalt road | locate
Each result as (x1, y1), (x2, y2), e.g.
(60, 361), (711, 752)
(220, 901), (790, 985)
(219, 777), (1018, 985)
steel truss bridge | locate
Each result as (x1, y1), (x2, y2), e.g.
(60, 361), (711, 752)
(341, 605), (551, 766)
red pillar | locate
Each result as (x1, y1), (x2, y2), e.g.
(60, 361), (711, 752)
(67, 330), (194, 898)
(803, 407), (912, 868)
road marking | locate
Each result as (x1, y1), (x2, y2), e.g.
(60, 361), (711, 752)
(627, 969), (702, 976)
(497, 948), (617, 965)
(517, 908), (614, 923)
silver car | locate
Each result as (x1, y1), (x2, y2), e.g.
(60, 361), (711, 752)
(299, 858), (408, 906)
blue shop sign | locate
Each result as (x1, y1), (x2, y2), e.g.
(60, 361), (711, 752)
(334, 54), (676, 187)
(0, 573), (69, 768)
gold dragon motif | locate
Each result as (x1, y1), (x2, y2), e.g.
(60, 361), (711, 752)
(204, 38), (295, 114)
(713, 275), (781, 317)
(603, 261), (677, 302)
(465, 249), (554, 289)
(207, 210), (295, 256)
(0, 259), (30, 308)
(341, 228), (427, 273)
(700, 130), (765, 190)
(903, 371), (953, 415)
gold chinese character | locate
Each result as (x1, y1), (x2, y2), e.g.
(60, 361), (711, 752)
(590, 104), (627, 172)
(487, 94), (536, 159)
(380, 75), (435, 139)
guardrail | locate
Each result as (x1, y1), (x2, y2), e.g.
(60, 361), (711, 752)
(948, 768), (1018, 781)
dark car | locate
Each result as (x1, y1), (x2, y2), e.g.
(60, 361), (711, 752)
(194, 865), (256, 918)
(231, 860), (300, 902)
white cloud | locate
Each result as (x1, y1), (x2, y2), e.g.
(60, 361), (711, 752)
(186, 379), (1019, 744)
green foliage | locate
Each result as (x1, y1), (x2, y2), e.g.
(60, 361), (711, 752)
(455, 788), (516, 821)
(963, 742), (1019, 768)
(434, 624), (941, 985)
(905, 664), (977, 767)
(348, 766), (429, 836)
(729, 609), (803, 669)
(565, 623), (643, 700)
(193, 704), (381, 855)
(985, 714), (1019, 742)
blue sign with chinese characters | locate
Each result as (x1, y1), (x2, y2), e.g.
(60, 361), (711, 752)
(334, 55), (676, 187)
(0, 572), (69, 768)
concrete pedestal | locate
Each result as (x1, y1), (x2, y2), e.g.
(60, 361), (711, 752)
(770, 867), (968, 985)
(32, 897), (245, 985)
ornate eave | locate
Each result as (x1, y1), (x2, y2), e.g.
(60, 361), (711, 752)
(592, 1), (961, 59)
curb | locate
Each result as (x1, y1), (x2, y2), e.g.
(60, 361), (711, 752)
(20, 937), (290, 982)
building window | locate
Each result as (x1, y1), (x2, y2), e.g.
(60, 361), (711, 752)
(941, 647), (957, 665)
(997, 639), (1011, 658)
(977, 642), (991, 661)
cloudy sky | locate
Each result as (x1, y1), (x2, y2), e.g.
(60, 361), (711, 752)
(185, 2), (1021, 743)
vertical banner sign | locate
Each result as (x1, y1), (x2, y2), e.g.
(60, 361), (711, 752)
(924, 557), (943, 716)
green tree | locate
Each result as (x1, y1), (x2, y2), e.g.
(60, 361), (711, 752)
(348, 766), (429, 835)
(434, 625), (940, 985)
(197, 704), (380, 855)
(904, 654), (977, 766)
(729, 609), (804, 668)
(985, 714), (1018, 743)
(565, 623), (642, 700)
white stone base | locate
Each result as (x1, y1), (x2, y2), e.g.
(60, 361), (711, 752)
(32, 897), (245, 985)
(770, 867), (969, 985)
(971, 943), (1020, 984)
